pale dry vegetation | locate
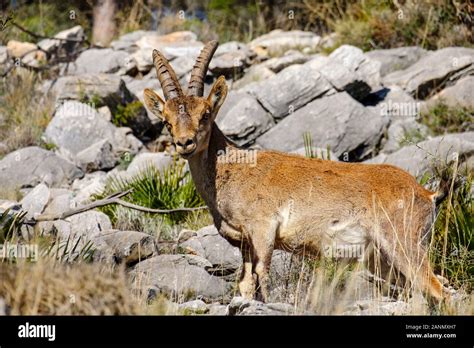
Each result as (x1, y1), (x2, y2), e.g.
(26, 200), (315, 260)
(0, 259), (139, 315)
(0, 69), (55, 158)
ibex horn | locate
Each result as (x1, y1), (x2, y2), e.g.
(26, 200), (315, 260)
(152, 49), (183, 100)
(187, 40), (219, 97)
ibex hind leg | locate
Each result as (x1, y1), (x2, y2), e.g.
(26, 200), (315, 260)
(378, 236), (445, 308)
(364, 242), (407, 298)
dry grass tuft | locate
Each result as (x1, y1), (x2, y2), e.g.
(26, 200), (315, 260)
(0, 259), (139, 315)
(0, 69), (55, 158)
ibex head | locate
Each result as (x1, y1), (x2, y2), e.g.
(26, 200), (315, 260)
(144, 40), (228, 158)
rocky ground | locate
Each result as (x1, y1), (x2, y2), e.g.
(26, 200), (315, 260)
(0, 27), (472, 315)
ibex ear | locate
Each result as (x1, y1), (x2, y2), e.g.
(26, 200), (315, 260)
(144, 88), (165, 119)
(207, 76), (228, 117)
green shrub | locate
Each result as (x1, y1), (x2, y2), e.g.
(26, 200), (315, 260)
(330, 0), (472, 51)
(430, 172), (473, 291)
(303, 132), (332, 160)
(93, 158), (206, 229)
(113, 100), (144, 127)
(0, 208), (26, 244)
(420, 101), (474, 136)
(1, 2), (90, 43)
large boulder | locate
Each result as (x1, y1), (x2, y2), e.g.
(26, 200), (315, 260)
(20, 183), (50, 218)
(368, 86), (421, 121)
(249, 30), (321, 57)
(251, 63), (334, 119)
(52, 74), (134, 111)
(51, 75), (153, 142)
(71, 171), (107, 204)
(209, 50), (250, 78)
(381, 119), (429, 154)
(122, 75), (162, 103)
(167, 55), (196, 78)
(68, 48), (136, 75)
(44, 101), (142, 163)
(329, 45), (382, 90)
(257, 92), (388, 159)
(37, 210), (112, 241)
(6, 40), (37, 58)
(367, 132), (474, 178)
(125, 152), (174, 177)
(260, 50), (310, 73)
(92, 230), (157, 265)
(0, 147), (83, 189)
(306, 55), (371, 101)
(343, 298), (411, 315)
(216, 91), (274, 145)
(180, 225), (242, 276)
(227, 297), (295, 316)
(209, 41), (256, 78)
(132, 31), (203, 72)
(427, 75), (474, 109)
(130, 254), (233, 302)
(121, 75), (163, 126)
(41, 188), (75, 217)
(366, 46), (427, 76)
(383, 47), (474, 99)
(232, 65), (275, 90)
(75, 139), (117, 172)
(6, 40), (45, 68)
(110, 30), (148, 52)
(37, 25), (85, 55)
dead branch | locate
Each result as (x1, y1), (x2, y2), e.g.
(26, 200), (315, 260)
(25, 189), (208, 225)
(11, 21), (93, 45)
(1, 22), (97, 78)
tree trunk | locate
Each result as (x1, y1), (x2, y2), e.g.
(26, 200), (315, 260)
(92, 0), (117, 46)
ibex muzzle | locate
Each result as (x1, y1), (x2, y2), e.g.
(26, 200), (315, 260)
(144, 41), (448, 307)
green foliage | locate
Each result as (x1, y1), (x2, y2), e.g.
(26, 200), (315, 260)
(0, 208), (26, 244)
(420, 101), (474, 136)
(42, 234), (96, 263)
(116, 152), (135, 171)
(207, 0), (259, 42)
(303, 132), (331, 160)
(3, 1), (471, 50)
(113, 100), (143, 127)
(78, 90), (102, 109)
(1, 2), (90, 44)
(398, 128), (426, 147)
(39, 140), (58, 151)
(430, 173), (473, 291)
(330, 0), (472, 51)
(93, 159), (206, 228)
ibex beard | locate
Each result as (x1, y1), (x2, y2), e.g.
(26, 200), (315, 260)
(143, 40), (448, 308)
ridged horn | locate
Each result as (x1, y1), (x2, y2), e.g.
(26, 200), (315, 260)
(187, 40), (219, 97)
(152, 49), (183, 100)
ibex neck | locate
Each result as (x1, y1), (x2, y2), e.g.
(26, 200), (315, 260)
(187, 123), (234, 208)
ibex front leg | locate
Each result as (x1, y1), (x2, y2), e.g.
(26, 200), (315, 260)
(239, 245), (256, 299)
(248, 220), (278, 302)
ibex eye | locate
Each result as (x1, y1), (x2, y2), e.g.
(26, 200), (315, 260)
(202, 111), (211, 121)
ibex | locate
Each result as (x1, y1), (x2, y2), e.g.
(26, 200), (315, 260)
(144, 41), (447, 305)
